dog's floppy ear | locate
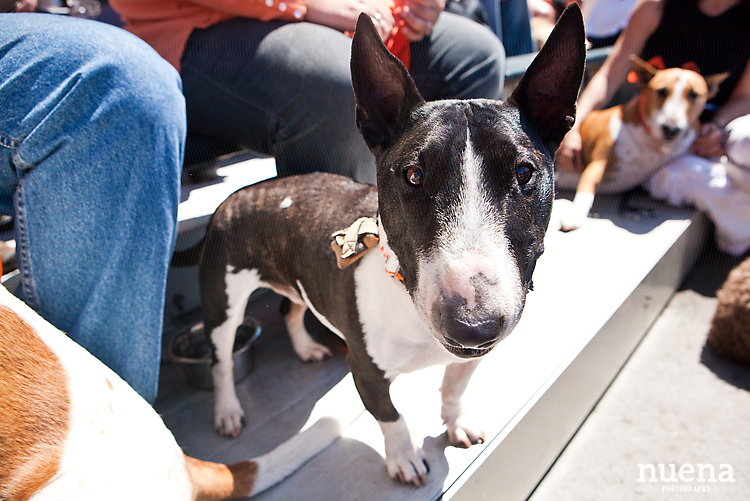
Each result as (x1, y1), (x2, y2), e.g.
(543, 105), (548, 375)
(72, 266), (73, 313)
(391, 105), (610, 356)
(509, 3), (585, 150)
(351, 13), (425, 151)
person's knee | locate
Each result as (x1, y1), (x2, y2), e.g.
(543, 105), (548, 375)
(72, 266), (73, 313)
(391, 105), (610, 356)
(89, 31), (186, 190)
(726, 115), (750, 168)
(464, 24), (506, 98)
(50, 18), (186, 145)
(14, 16), (187, 162)
(95, 39), (186, 146)
(70, 37), (186, 227)
(428, 13), (506, 100)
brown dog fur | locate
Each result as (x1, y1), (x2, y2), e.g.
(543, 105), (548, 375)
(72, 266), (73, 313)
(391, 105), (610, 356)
(708, 256), (750, 368)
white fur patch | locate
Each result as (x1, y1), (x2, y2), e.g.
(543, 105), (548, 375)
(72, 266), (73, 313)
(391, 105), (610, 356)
(560, 191), (596, 231)
(609, 108), (622, 140)
(279, 197), (293, 209)
(0, 288), (193, 501)
(378, 415), (427, 483)
(606, 122), (695, 194)
(652, 73), (691, 137)
(355, 231), (460, 379)
(440, 361), (485, 446)
(251, 417), (342, 495)
(414, 132), (523, 340)
(213, 267), (263, 436)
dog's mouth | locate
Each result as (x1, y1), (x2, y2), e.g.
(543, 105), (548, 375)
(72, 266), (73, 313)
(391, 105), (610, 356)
(440, 336), (497, 358)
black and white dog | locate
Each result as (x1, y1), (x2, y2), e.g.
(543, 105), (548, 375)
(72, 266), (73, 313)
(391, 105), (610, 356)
(178, 5), (585, 486)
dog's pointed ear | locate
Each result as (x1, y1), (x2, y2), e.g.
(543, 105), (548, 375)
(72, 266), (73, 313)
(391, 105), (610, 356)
(629, 55), (659, 90)
(704, 72), (729, 100)
(351, 13), (425, 151)
(509, 3), (586, 150)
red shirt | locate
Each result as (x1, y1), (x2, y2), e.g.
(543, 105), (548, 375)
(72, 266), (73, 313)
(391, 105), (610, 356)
(110, 0), (310, 71)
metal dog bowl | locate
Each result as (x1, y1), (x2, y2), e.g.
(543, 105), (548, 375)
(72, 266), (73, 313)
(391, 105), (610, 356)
(170, 318), (261, 390)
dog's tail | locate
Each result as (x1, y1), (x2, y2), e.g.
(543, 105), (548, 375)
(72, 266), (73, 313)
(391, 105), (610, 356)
(185, 417), (341, 500)
(170, 237), (205, 267)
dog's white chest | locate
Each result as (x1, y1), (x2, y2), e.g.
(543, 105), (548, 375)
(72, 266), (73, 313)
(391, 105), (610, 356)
(604, 118), (694, 193)
(354, 249), (460, 380)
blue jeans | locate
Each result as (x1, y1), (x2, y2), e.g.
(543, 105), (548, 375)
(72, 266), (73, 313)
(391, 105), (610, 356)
(181, 12), (504, 184)
(0, 13), (186, 403)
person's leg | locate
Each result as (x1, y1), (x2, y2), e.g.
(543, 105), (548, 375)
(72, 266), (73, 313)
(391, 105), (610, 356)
(409, 11), (505, 101)
(0, 13), (186, 403)
(181, 19), (376, 183)
(725, 114), (750, 172)
(180, 15), (504, 185)
(499, 0), (535, 56)
(645, 152), (750, 256)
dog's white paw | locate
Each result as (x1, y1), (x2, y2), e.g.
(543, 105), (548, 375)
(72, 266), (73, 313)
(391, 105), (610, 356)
(292, 338), (332, 362)
(386, 444), (429, 486)
(560, 208), (587, 232)
(446, 415), (485, 448)
(560, 192), (594, 232)
(214, 395), (246, 437)
(380, 416), (429, 486)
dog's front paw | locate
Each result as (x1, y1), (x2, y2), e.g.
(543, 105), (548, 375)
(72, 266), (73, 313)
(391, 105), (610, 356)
(560, 209), (587, 232)
(380, 416), (429, 486)
(292, 337), (333, 362)
(214, 395), (246, 437)
(446, 415), (485, 448)
(386, 444), (429, 486)
(559, 192), (594, 232)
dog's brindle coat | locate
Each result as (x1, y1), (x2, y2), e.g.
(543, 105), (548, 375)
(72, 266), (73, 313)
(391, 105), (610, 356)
(191, 6), (585, 485)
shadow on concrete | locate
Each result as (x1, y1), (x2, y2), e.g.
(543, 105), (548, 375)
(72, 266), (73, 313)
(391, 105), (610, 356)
(700, 342), (750, 392)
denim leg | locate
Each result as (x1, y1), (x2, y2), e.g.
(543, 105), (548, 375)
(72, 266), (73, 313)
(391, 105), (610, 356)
(181, 20), (377, 184)
(645, 153), (750, 256)
(499, 0), (535, 56)
(0, 14), (186, 403)
(410, 11), (505, 101)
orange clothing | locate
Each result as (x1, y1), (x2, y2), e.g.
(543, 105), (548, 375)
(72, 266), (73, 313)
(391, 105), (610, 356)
(110, 0), (308, 71)
(110, 0), (410, 72)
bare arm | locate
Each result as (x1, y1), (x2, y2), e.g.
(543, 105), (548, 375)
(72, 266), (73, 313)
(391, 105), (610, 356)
(398, 0), (444, 42)
(556, 0), (663, 172)
(691, 47), (750, 157)
(305, 0), (398, 38)
(714, 59), (750, 127)
(183, 0), (396, 39)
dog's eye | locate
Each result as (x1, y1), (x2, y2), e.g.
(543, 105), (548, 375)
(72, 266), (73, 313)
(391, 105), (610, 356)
(657, 87), (669, 99)
(405, 165), (424, 187)
(516, 162), (533, 185)
(686, 89), (698, 102)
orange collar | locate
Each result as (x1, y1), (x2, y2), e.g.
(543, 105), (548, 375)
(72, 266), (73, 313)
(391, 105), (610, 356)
(381, 244), (404, 282)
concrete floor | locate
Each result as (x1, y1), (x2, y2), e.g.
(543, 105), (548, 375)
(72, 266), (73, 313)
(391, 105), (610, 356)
(529, 242), (750, 500)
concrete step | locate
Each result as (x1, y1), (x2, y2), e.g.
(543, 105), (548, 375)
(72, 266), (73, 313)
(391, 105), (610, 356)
(526, 244), (750, 501)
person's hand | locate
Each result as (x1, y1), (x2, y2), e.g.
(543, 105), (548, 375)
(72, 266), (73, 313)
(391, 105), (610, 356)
(15, 0), (38, 11)
(528, 0), (555, 22)
(556, 129), (585, 173)
(305, 0), (395, 40)
(690, 121), (726, 159)
(398, 0), (444, 41)
(15, 0), (37, 11)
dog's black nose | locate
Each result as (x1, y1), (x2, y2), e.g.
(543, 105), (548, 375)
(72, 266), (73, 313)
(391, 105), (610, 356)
(441, 313), (504, 348)
(661, 125), (681, 140)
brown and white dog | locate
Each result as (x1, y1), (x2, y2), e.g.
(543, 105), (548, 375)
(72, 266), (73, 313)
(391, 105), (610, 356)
(0, 285), (339, 501)
(558, 56), (727, 231)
